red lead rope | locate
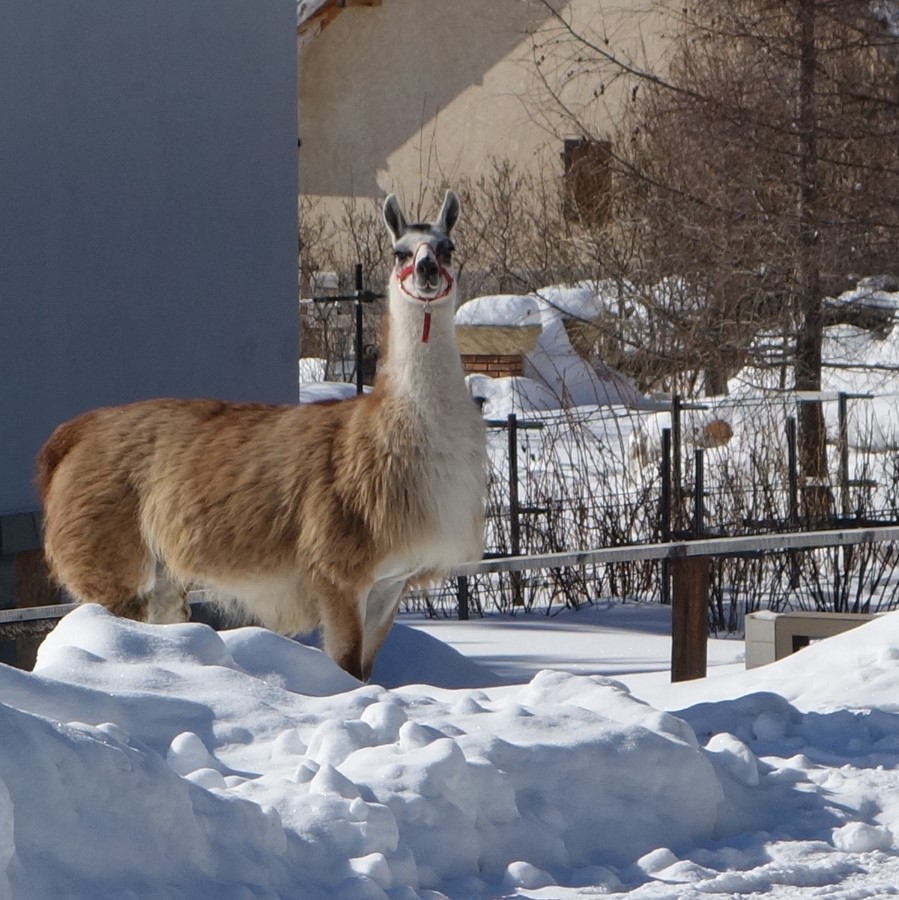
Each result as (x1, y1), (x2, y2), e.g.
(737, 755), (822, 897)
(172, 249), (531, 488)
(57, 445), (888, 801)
(396, 263), (454, 344)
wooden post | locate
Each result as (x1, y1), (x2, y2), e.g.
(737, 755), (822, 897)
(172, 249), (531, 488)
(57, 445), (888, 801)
(671, 555), (710, 682)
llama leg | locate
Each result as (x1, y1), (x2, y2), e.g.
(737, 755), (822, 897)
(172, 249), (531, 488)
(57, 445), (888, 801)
(318, 585), (365, 680)
(145, 565), (190, 624)
(360, 577), (407, 682)
(43, 481), (153, 621)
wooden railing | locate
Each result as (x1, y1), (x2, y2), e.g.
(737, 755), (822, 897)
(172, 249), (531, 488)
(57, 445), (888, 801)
(4, 524), (899, 680)
(454, 524), (899, 681)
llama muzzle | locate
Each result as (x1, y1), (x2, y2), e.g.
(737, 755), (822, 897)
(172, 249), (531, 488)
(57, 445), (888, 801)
(397, 244), (454, 304)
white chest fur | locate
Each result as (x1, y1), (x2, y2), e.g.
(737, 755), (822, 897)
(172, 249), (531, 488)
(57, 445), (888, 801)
(374, 283), (487, 578)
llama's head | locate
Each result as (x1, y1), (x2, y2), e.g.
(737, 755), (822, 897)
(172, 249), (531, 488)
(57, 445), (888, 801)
(383, 191), (460, 305)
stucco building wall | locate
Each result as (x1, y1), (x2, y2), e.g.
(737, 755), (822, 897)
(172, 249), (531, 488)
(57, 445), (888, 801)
(298, 0), (670, 206)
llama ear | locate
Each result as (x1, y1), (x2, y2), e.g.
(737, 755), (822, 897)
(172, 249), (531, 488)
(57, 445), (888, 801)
(383, 194), (407, 242)
(437, 190), (460, 235)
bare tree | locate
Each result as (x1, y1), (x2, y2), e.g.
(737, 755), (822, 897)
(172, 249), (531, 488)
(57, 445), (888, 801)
(531, 0), (899, 516)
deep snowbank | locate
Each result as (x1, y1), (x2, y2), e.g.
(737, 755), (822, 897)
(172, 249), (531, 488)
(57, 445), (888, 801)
(3, 605), (899, 897)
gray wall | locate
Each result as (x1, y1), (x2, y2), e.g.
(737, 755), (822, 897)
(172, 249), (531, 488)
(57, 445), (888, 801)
(0, 0), (298, 519)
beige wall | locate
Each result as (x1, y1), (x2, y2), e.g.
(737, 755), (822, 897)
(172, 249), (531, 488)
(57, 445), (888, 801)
(298, 0), (669, 207)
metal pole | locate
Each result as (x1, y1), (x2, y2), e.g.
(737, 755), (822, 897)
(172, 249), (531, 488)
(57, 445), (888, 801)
(661, 428), (672, 540)
(837, 392), (852, 611)
(672, 394), (683, 527)
(508, 413), (520, 556)
(693, 448), (705, 539)
(660, 428), (672, 605)
(507, 413), (523, 605)
(787, 416), (799, 525)
(456, 576), (470, 621)
(354, 262), (364, 396)
(838, 392), (850, 517)
(310, 270), (382, 395)
(786, 415), (800, 588)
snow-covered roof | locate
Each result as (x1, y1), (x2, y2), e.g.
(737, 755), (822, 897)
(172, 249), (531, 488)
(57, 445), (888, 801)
(297, 0), (329, 28)
(455, 294), (540, 328)
(298, 0), (381, 44)
(454, 288), (662, 416)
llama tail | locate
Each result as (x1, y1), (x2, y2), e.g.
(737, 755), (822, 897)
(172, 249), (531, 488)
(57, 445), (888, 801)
(35, 412), (96, 506)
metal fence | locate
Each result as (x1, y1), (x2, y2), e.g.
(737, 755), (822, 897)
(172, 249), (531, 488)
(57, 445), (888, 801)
(411, 392), (899, 624)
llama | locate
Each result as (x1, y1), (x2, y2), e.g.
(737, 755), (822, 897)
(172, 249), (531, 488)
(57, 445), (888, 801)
(37, 190), (487, 681)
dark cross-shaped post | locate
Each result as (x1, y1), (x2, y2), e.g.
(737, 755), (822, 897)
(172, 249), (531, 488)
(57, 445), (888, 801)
(311, 262), (384, 395)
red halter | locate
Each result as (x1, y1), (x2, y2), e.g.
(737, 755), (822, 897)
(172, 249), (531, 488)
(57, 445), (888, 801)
(396, 251), (455, 343)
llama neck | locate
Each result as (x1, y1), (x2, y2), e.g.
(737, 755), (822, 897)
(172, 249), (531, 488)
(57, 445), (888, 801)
(376, 280), (468, 412)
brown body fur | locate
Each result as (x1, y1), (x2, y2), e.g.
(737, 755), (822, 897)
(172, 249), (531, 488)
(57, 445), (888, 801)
(39, 386), (479, 679)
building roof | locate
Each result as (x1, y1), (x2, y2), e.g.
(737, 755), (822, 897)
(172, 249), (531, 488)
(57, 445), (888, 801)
(297, 0), (381, 47)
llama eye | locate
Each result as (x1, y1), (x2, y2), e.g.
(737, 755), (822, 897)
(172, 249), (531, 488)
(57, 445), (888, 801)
(394, 250), (412, 264)
(436, 241), (454, 265)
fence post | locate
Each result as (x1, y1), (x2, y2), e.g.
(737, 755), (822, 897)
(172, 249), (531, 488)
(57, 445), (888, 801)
(456, 575), (470, 621)
(507, 413), (524, 606)
(671, 393), (683, 528)
(838, 392), (850, 517)
(786, 415), (800, 588)
(693, 448), (705, 539)
(508, 413), (520, 556)
(671, 555), (710, 682)
(786, 416), (799, 525)
(660, 428), (672, 605)
(354, 262), (364, 396)
(671, 446), (709, 682)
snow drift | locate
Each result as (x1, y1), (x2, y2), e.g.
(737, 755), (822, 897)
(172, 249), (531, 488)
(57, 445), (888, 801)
(3, 604), (899, 897)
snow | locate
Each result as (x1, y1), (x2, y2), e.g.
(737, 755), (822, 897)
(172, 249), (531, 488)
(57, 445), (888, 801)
(448, 278), (899, 426)
(455, 286), (663, 416)
(533, 281), (628, 321)
(297, 0), (330, 29)
(464, 374), (562, 420)
(523, 309), (648, 410)
(4, 601), (899, 898)
(454, 294), (540, 328)
(298, 380), (365, 404)
(298, 284), (661, 418)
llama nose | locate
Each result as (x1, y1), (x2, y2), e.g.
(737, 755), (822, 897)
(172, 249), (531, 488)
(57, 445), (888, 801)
(415, 247), (439, 283)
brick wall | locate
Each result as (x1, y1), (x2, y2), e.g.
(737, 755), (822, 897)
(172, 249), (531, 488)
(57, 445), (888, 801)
(461, 354), (523, 378)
